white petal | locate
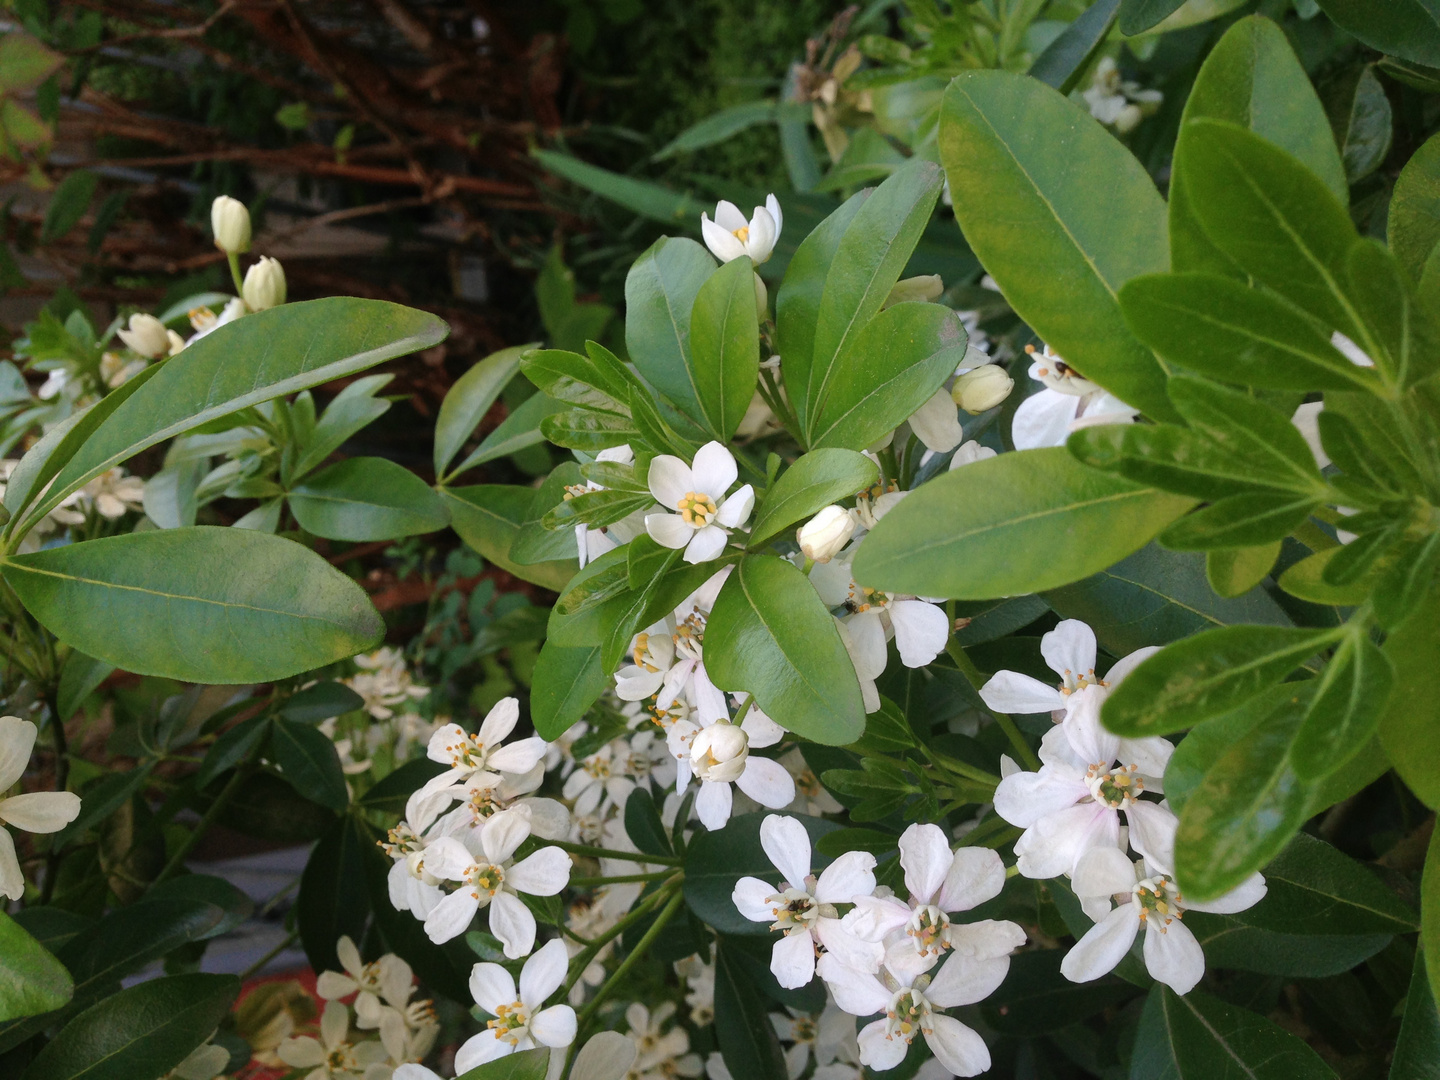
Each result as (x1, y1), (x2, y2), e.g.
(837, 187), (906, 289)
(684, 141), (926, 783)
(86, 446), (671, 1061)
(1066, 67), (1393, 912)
(888, 600), (950, 669)
(715, 484), (754, 528)
(320, 999), (349, 1049)
(1071, 845), (1138, 899)
(424, 889), (480, 944)
(648, 455), (694, 508)
(1041, 620), (1097, 683)
(856, 1020), (907, 1070)
(1143, 918), (1205, 995)
(696, 781), (733, 830)
(521, 938), (570, 1006)
(813, 917), (884, 973)
(573, 1031), (637, 1080)
(1186, 872), (1267, 915)
(1103, 645), (1161, 688)
(765, 194), (783, 238)
(746, 206), (777, 263)
(1061, 686), (1119, 766)
(531, 1004), (578, 1048)
(316, 971), (359, 1001)
(0, 791), (80, 833)
(842, 895), (910, 942)
(925, 1015), (991, 1078)
(898, 823), (953, 906)
(771, 928), (817, 988)
(1124, 800), (1178, 875)
(908, 389), (965, 452)
(760, 814), (813, 891)
(814, 850), (877, 905)
(992, 767), (1088, 829)
(1061, 903), (1141, 983)
(469, 961), (517, 1014)
(648, 513), (695, 550)
(713, 200), (748, 232)
(489, 890), (538, 959)
(735, 757), (795, 809)
(1014, 803), (1119, 879)
(615, 666), (667, 701)
(482, 806), (533, 864)
(455, 1031), (513, 1072)
(810, 559), (855, 608)
(1118, 735), (1174, 783)
(1011, 389), (1080, 450)
(0, 717), (37, 791)
(0, 829), (20, 901)
(843, 612), (888, 682)
(277, 1036), (326, 1069)
(478, 697), (520, 745)
(733, 876), (780, 923)
(979, 670), (1063, 714)
(937, 846), (1006, 913)
(427, 723), (468, 766)
(507, 847), (572, 895)
(703, 215), (748, 263)
(691, 442), (738, 501)
(684, 526), (729, 564)
(423, 836), (475, 882)
(817, 956), (890, 1016)
(691, 662), (731, 725)
(740, 707), (784, 748)
(490, 736), (548, 775)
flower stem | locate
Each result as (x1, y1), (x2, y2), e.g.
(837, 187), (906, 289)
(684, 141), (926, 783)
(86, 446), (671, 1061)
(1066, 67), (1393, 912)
(562, 876), (682, 996)
(150, 759), (257, 889)
(568, 870), (675, 888)
(227, 251), (245, 295)
(549, 840), (683, 866)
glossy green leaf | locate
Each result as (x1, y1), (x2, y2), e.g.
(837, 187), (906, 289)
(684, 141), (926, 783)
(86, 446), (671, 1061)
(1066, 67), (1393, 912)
(540, 408), (640, 452)
(747, 449), (877, 548)
(290, 456), (448, 541)
(54, 765), (154, 845)
(1187, 914), (1392, 978)
(982, 950), (1136, 1035)
(1119, 0), (1186, 33)
(1170, 16), (1347, 276)
(939, 69), (1173, 419)
(855, 448), (1194, 600)
(1206, 542), (1280, 599)
(1163, 685), (1294, 812)
(18, 298), (447, 534)
(1392, 946), (1440, 1080)
(625, 237), (717, 429)
(290, 374), (393, 481)
(532, 149), (710, 226)
(1332, 66), (1393, 183)
(1169, 375), (1325, 490)
(456, 1047), (551, 1080)
(705, 555), (864, 744)
(147, 875), (255, 940)
(448, 392), (563, 479)
(442, 486), (576, 593)
(1378, 578), (1440, 809)
(297, 817), (372, 974)
(269, 718), (349, 813)
(2, 527), (383, 684)
(1313, 0), (1440, 67)
(652, 100), (777, 161)
(1118, 273), (1378, 392)
(0, 912), (72, 1023)
(434, 345), (532, 476)
(624, 788), (673, 859)
(1071, 424), (1311, 502)
(1029, 0), (1120, 94)
(1290, 627), (1394, 781)
(1391, 131), (1440, 284)
(520, 348), (633, 414)
(1173, 687), (1313, 899)
(1102, 623), (1338, 737)
(688, 255), (760, 441)
(1277, 548), (1375, 606)
(530, 642), (607, 741)
(1346, 239), (1440, 388)
(1159, 491), (1320, 551)
(808, 302), (968, 451)
(511, 464), (584, 566)
(56, 650), (112, 722)
(715, 938), (788, 1080)
(1131, 985), (1340, 1079)
(22, 973), (238, 1080)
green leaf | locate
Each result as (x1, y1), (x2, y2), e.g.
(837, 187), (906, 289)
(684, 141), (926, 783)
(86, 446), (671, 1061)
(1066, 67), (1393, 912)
(56, 650), (112, 722)
(1313, 0), (1440, 67)
(854, 448), (1194, 600)
(704, 555), (864, 745)
(1168, 375), (1326, 492)
(1345, 238), (1440, 389)
(1390, 130), (1440, 284)
(688, 255), (760, 442)
(1118, 273), (1378, 392)
(1378, 577), (1440, 809)
(277, 681), (365, 723)
(1290, 627), (1393, 781)
(269, 718), (349, 813)
(1206, 542), (1281, 599)
(939, 69), (1173, 420)
(18, 298), (447, 533)
(0, 33), (64, 92)
(1131, 985), (1339, 1079)
(529, 642), (607, 741)
(1119, 0), (1187, 33)
(804, 160), (944, 443)
(290, 373), (394, 482)
(1277, 548), (1374, 606)
(532, 149), (711, 226)
(1029, 0), (1120, 95)
(1102, 624), (1338, 737)
(652, 100), (777, 161)
(1162, 685), (1295, 812)
(41, 170), (97, 243)
(808, 302), (969, 451)
(624, 788), (673, 859)
(982, 950), (1136, 1035)
(447, 392), (563, 479)
(1331, 65), (1393, 183)
(0, 912), (72, 1023)
(357, 758), (446, 813)
(714, 939), (788, 1080)
(521, 348), (634, 414)
(508, 464), (585, 566)
(540, 408), (641, 452)
(147, 875), (255, 939)
(297, 817), (372, 974)
(434, 345), (532, 477)
(456, 1047), (552, 1080)
(442, 485), (576, 593)
(1428, 826), (1440, 1009)
(1159, 492), (1320, 551)
(684, 812), (841, 935)
(1392, 945), (1440, 1080)
(290, 456), (448, 541)
(54, 765), (154, 846)
(2, 527), (383, 684)
(1186, 915), (1392, 978)
(1170, 16), (1347, 276)
(624, 237), (717, 430)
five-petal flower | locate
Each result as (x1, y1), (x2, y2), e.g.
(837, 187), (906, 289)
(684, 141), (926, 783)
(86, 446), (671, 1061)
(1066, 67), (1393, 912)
(645, 442), (754, 564)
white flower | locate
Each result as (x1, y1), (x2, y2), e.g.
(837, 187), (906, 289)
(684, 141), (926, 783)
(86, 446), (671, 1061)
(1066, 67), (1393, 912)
(675, 951), (716, 1026)
(906, 389), (965, 454)
(99, 352), (147, 389)
(645, 442), (754, 564)
(614, 570), (731, 724)
(277, 1000), (390, 1080)
(626, 1001), (703, 1080)
(701, 196), (783, 265)
(166, 1043), (231, 1080)
(211, 194), (251, 253)
(421, 804), (571, 953)
(571, 445), (646, 568)
(732, 814), (883, 988)
(380, 795), (447, 919)
(0, 716), (81, 900)
(781, 748), (842, 816)
(798, 505), (856, 564)
(1083, 57), (1162, 134)
(1063, 850), (1265, 995)
(669, 707), (794, 830)
(948, 441), (996, 471)
(347, 647), (428, 720)
(316, 936), (413, 1027)
(243, 256), (287, 311)
(811, 551), (949, 673)
(457, 939), (576, 1072)
(951, 364), (1013, 414)
(187, 296), (246, 342)
(116, 313), (171, 358)
(843, 824), (1023, 983)
(36, 369), (68, 401)
(82, 467), (145, 519)
(420, 697), (547, 797)
(1011, 344), (1138, 450)
(772, 997), (864, 1080)
(573, 1031), (639, 1080)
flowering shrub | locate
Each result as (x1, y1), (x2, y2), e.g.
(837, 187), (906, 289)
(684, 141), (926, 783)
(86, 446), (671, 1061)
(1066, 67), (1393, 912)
(1, 5), (1439, 1080)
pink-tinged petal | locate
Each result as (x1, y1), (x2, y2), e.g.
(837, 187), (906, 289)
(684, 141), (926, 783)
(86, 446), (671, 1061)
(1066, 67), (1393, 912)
(520, 938), (569, 1006)
(469, 961), (517, 1014)
(760, 814), (812, 891)
(648, 513), (695, 550)
(455, 1031), (513, 1073)
(842, 895), (910, 942)
(817, 956), (890, 1016)
(1185, 872), (1266, 915)
(1143, 918), (1205, 995)
(0, 791), (80, 833)
(899, 823), (953, 905)
(481, 806), (533, 864)
(937, 846), (1006, 913)
(1124, 801), (1178, 875)
(691, 442), (738, 501)
(477, 697), (520, 745)
(1041, 620), (1097, 683)
(926, 922), (1026, 1007)
(683, 526), (729, 564)
(507, 846), (572, 895)
(1072, 845), (1138, 900)
(0, 716), (36, 791)
(489, 735), (548, 775)
(531, 1003), (577, 1048)
(979, 670), (1063, 714)
(856, 1020), (907, 1070)
(733, 876), (780, 922)
(888, 600), (950, 668)
(648, 455), (694, 508)
(992, 768), (1088, 829)
(488, 890), (537, 959)
(1011, 388), (1080, 450)
(814, 917), (884, 973)
(735, 756), (795, 809)
(424, 889), (479, 944)
(1061, 903), (1141, 983)
(1103, 646), (1160, 688)
(695, 781), (733, 830)
(924, 1014), (991, 1077)
(771, 928), (817, 988)
(715, 484), (754, 528)
(1014, 803), (1119, 879)
(814, 850), (876, 905)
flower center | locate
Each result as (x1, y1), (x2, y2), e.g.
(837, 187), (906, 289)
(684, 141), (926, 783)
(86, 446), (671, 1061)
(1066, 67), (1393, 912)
(732, 225), (750, 243)
(906, 905), (952, 957)
(767, 886), (823, 933)
(487, 1000), (531, 1044)
(584, 756), (612, 779)
(442, 732), (488, 770)
(845, 583), (890, 613)
(466, 863), (506, 897)
(1058, 670), (1105, 695)
(884, 988), (932, 1044)
(677, 491), (718, 526)
(1085, 763), (1143, 808)
(634, 632), (663, 671)
(381, 823), (421, 858)
(467, 786), (504, 823)
(1133, 875), (1182, 928)
(326, 1044), (359, 1071)
(359, 960), (384, 992)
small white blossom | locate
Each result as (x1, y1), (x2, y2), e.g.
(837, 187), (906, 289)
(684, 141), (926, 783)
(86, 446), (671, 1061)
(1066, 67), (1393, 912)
(243, 255), (288, 311)
(669, 704), (794, 830)
(276, 1000), (390, 1080)
(1083, 57), (1162, 134)
(1012, 344), (1138, 450)
(645, 442), (754, 564)
(701, 195), (783, 264)
(0, 716), (82, 900)
(116, 312), (171, 358)
(211, 194), (252, 253)
(457, 939), (576, 1071)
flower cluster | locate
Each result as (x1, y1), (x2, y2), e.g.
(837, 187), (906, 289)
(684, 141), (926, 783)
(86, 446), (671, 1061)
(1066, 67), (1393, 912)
(322, 647), (443, 777)
(0, 715), (81, 900)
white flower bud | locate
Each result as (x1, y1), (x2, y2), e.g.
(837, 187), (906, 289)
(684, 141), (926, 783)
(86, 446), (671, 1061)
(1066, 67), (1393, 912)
(210, 195), (251, 254)
(242, 256), (287, 311)
(951, 364), (1014, 414)
(115, 313), (170, 359)
(796, 505), (855, 564)
(883, 274), (943, 308)
(689, 721), (749, 784)
(166, 329), (187, 355)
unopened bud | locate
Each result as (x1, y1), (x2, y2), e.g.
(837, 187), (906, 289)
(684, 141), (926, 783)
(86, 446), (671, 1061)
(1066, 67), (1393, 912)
(883, 274), (943, 309)
(210, 195), (251, 254)
(951, 364), (1014, 414)
(754, 272), (768, 317)
(116, 313), (170, 359)
(797, 505), (855, 563)
(690, 721), (749, 784)
(166, 329), (187, 355)
(242, 256), (287, 311)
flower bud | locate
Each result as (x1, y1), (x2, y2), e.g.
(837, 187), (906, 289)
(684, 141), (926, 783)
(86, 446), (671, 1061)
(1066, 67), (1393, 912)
(166, 329), (187, 355)
(883, 274), (943, 309)
(115, 313), (170, 359)
(242, 256), (287, 311)
(210, 195), (251, 254)
(797, 505), (855, 563)
(951, 364), (1014, 414)
(689, 721), (749, 784)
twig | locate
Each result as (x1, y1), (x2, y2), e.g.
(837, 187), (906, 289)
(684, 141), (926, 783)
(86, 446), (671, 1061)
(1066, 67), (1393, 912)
(63, 0), (238, 53)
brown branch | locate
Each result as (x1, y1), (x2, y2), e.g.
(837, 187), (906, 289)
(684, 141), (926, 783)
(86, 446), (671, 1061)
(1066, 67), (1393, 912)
(63, 0), (238, 53)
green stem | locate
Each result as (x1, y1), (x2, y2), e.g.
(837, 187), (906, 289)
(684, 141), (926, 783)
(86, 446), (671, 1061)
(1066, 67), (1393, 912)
(227, 251), (245, 296)
(549, 840), (683, 866)
(150, 761), (256, 889)
(568, 870), (674, 888)
(943, 612), (1041, 771)
(731, 693), (755, 727)
(238, 931), (299, 982)
(562, 877), (681, 996)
